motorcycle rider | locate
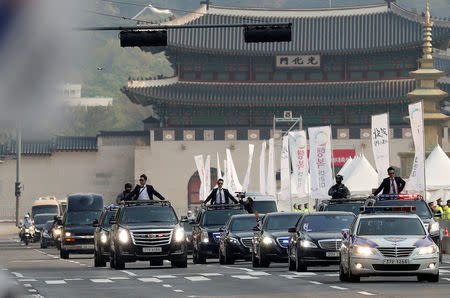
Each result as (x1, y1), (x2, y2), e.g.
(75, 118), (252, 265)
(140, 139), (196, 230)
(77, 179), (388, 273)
(328, 175), (351, 200)
(19, 214), (33, 240)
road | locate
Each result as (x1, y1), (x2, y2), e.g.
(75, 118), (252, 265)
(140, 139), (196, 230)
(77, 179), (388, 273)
(1, 235), (450, 298)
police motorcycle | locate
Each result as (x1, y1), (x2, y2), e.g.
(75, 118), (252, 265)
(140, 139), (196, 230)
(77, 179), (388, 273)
(19, 220), (35, 246)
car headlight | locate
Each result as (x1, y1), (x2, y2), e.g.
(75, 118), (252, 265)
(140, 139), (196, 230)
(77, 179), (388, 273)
(300, 240), (318, 248)
(25, 228), (29, 233)
(174, 228), (185, 242)
(201, 231), (209, 243)
(418, 245), (437, 255)
(429, 222), (439, 233)
(262, 236), (273, 245)
(354, 246), (373, 256)
(228, 237), (239, 244)
(65, 231), (71, 237)
(100, 233), (108, 244)
(118, 228), (129, 244)
(54, 229), (61, 236)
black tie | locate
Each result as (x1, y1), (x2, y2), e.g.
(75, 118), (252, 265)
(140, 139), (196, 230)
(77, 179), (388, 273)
(219, 189), (223, 204)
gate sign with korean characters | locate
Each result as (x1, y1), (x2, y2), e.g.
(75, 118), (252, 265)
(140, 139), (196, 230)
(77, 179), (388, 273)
(276, 55), (321, 68)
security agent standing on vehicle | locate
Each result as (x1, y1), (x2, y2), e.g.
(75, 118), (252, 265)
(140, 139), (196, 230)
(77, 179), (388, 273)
(373, 166), (406, 196)
(116, 183), (132, 204)
(328, 175), (351, 200)
(204, 178), (238, 205)
(126, 174), (165, 201)
(239, 196), (254, 214)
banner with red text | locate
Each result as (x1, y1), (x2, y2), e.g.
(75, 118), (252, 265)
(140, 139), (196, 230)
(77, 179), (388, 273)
(308, 126), (333, 200)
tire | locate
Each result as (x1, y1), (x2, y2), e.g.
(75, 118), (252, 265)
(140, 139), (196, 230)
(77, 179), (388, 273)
(109, 252), (116, 269)
(348, 270), (360, 282)
(94, 250), (106, 267)
(427, 272), (439, 283)
(295, 249), (306, 272)
(114, 252), (125, 270)
(150, 259), (164, 266)
(171, 255), (188, 268)
(197, 250), (207, 264)
(251, 250), (260, 268)
(288, 255), (296, 271)
(259, 250), (270, 268)
(339, 262), (348, 282)
(224, 246), (235, 265)
(60, 249), (69, 259)
(24, 238), (29, 246)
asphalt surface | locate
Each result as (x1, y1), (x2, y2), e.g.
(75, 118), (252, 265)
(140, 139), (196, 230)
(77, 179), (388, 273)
(1, 234), (450, 298)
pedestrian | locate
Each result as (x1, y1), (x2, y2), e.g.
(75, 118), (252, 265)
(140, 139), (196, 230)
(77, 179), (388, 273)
(435, 198), (444, 218)
(373, 167), (406, 196)
(293, 204), (299, 212)
(116, 183), (132, 204)
(328, 175), (351, 200)
(187, 210), (196, 221)
(204, 178), (238, 205)
(239, 197), (254, 214)
(126, 174), (165, 201)
(303, 203), (309, 212)
(444, 200), (450, 219)
(298, 204), (303, 212)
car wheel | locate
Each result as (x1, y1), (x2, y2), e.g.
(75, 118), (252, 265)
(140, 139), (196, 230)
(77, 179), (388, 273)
(150, 259), (164, 266)
(224, 245), (235, 265)
(219, 248), (225, 265)
(427, 272), (439, 282)
(60, 249), (69, 259)
(251, 250), (260, 268)
(94, 250), (106, 267)
(295, 248), (306, 272)
(198, 251), (207, 264)
(339, 261), (348, 282)
(348, 269), (360, 282)
(114, 252), (125, 270)
(171, 255), (188, 268)
(288, 254), (296, 271)
(259, 250), (270, 268)
(109, 252), (116, 269)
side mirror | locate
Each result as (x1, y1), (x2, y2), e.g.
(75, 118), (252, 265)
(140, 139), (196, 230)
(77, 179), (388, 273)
(252, 226), (260, 232)
(92, 219), (99, 227)
(288, 227), (296, 233)
(341, 229), (350, 242)
(109, 218), (117, 225)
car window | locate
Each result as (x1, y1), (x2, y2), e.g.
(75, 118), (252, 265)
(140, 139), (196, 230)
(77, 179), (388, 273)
(65, 211), (101, 225)
(121, 206), (178, 224)
(324, 204), (363, 215)
(357, 217), (425, 236)
(34, 214), (56, 225)
(301, 214), (355, 233)
(265, 214), (302, 231)
(252, 201), (277, 213)
(230, 217), (259, 231)
(373, 200), (432, 219)
(100, 210), (117, 228)
(200, 210), (246, 227)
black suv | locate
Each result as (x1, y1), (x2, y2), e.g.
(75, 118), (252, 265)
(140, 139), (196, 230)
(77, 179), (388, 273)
(109, 201), (187, 269)
(93, 206), (119, 267)
(191, 204), (247, 264)
(319, 198), (367, 215)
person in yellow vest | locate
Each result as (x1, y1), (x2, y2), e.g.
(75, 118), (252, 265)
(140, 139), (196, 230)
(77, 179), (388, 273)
(298, 204), (303, 212)
(293, 204), (299, 212)
(435, 198), (444, 219)
(444, 200), (450, 220)
(303, 203), (309, 213)
(312, 205), (317, 212)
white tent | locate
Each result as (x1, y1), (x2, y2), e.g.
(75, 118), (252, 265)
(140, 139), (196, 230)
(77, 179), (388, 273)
(338, 156), (357, 181)
(344, 155), (378, 196)
(425, 145), (450, 202)
(338, 156), (353, 178)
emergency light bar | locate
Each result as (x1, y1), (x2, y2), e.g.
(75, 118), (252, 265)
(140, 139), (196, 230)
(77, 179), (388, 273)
(360, 206), (416, 213)
(376, 194), (423, 201)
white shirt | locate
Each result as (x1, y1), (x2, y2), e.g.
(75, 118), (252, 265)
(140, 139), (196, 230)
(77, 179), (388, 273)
(389, 178), (398, 194)
(137, 185), (150, 200)
(216, 188), (225, 204)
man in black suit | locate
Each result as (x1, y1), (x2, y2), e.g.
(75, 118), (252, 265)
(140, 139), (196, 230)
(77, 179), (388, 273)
(373, 167), (406, 196)
(203, 179), (238, 205)
(126, 174), (165, 201)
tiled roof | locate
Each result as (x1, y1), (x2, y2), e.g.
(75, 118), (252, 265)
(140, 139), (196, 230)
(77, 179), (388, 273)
(155, 3), (450, 55)
(55, 136), (97, 151)
(123, 78), (446, 107)
(8, 141), (53, 155)
(99, 131), (150, 137)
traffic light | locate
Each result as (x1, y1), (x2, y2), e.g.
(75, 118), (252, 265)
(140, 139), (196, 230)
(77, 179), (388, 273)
(244, 24), (291, 43)
(15, 182), (21, 197)
(119, 30), (168, 47)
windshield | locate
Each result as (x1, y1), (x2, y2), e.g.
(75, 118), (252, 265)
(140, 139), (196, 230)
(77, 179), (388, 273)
(302, 214), (354, 233)
(230, 217), (259, 231)
(44, 221), (54, 230)
(357, 217), (425, 235)
(34, 214), (55, 225)
(32, 205), (58, 217)
(252, 201), (278, 213)
(265, 214), (303, 231)
(100, 211), (117, 228)
(65, 211), (101, 225)
(201, 209), (246, 227)
(373, 200), (432, 219)
(121, 206), (178, 224)
(324, 204), (363, 215)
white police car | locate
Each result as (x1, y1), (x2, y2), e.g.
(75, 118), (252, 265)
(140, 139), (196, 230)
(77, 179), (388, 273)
(340, 206), (439, 282)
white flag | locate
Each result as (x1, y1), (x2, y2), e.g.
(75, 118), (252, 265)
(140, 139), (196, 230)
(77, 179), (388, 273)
(308, 126), (333, 200)
(216, 153), (222, 180)
(266, 138), (276, 197)
(223, 160), (229, 189)
(371, 113), (390, 184)
(279, 136), (291, 212)
(408, 102), (425, 194)
(226, 149), (242, 194)
(242, 144), (255, 192)
(204, 155), (211, 196)
(289, 131), (309, 197)
(259, 141), (267, 194)
(194, 155), (206, 201)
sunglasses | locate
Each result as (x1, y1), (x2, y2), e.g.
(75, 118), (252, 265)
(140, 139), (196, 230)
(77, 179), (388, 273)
(218, 182), (223, 185)
(139, 179), (145, 182)
(388, 172), (395, 175)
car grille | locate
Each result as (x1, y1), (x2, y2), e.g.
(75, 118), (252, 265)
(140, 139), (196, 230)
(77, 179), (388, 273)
(277, 237), (290, 248)
(318, 239), (341, 250)
(241, 238), (252, 248)
(373, 264), (420, 271)
(376, 247), (415, 258)
(130, 229), (172, 247)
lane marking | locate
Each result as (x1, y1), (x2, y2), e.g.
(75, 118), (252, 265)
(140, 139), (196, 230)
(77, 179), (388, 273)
(185, 276), (211, 282)
(45, 280), (67, 285)
(358, 291), (376, 296)
(163, 284), (172, 288)
(19, 279), (37, 282)
(121, 270), (137, 277)
(91, 279), (114, 283)
(324, 273), (339, 277)
(293, 272), (316, 276)
(24, 284), (32, 287)
(248, 271), (270, 276)
(309, 281), (323, 285)
(11, 272), (23, 278)
(442, 278), (450, 281)
(231, 275), (259, 280)
(64, 278), (84, 281)
(138, 278), (162, 283)
(28, 289), (37, 293)
(329, 286), (348, 290)
(237, 268), (254, 272)
(109, 277), (130, 280)
(199, 273), (223, 276)
(174, 290), (184, 293)
(154, 275), (176, 279)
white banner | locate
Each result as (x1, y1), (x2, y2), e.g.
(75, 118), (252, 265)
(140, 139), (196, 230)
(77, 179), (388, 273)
(216, 153), (222, 180)
(204, 155), (211, 196)
(223, 160), (229, 189)
(408, 102), (425, 194)
(226, 149), (242, 194)
(279, 136), (291, 212)
(259, 141), (267, 194)
(243, 144), (255, 192)
(194, 155), (206, 201)
(371, 113), (390, 184)
(308, 126), (333, 200)
(266, 138), (276, 197)
(289, 131), (309, 197)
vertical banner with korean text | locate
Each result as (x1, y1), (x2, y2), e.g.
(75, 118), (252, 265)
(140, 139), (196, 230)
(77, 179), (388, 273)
(289, 131), (309, 197)
(226, 149), (242, 195)
(308, 126), (333, 200)
(243, 144), (255, 192)
(259, 141), (267, 194)
(279, 136), (291, 212)
(371, 113), (390, 184)
(194, 155), (205, 201)
(266, 138), (277, 197)
(204, 155), (211, 196)
(408, 102), (425, 194)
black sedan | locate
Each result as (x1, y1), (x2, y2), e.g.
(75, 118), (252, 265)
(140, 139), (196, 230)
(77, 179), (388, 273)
(252, 212), (303, 268)
(287, 211), (355, 272)
(219, 214), (261, 264)
(93, 207), (118, 267)
(40, 220), (56, 248)
(33, 213), (58, 241)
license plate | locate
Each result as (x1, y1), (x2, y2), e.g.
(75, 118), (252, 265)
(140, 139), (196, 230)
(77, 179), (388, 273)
(383, 259), (409, 264)
(326, 251), (339, 257)
(143, 247), (162, 253)
(81, 245), (94, 249)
